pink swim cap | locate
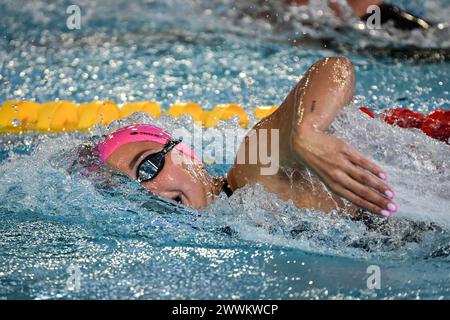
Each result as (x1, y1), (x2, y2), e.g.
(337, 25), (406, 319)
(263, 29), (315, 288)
(97, 124), (200, 163)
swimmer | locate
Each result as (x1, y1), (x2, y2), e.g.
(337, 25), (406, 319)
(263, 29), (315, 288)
(97, 57), (397, 218)
(287, 0), (434, 30)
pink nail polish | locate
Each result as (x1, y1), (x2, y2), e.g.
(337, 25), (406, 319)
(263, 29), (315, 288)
(379, 172), (387, 180)
(384, 190), (394, 199)
(381, 210), (391, 219)
(387, 203), (397, 212)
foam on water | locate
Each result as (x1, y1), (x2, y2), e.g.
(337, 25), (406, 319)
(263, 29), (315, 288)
(207, 108), (450, 259)
(1, 110), (449, 257)
(332, 108), (450, 224)
(0, 0), (449, 299)
(1, 111), (449, 299)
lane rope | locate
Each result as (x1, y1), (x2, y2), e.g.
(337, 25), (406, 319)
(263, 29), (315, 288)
(0, 100), (448, 144)
(0, 100), (276, 133)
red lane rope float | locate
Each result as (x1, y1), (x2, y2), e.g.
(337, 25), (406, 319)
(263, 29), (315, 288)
(359, 107), (450, 145)
(422, 109), (450, 143)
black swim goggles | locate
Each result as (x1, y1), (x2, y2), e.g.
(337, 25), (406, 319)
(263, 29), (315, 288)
(136, 138), (182, 183)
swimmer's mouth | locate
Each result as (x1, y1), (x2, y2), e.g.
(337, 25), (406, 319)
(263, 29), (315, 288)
(172, 194), (186, 206)
(174, 196), (182, 204)
(169, 192), (190, 207)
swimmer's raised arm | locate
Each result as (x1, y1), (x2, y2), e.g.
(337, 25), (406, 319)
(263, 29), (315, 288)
(287, 57), (396, 216)
(289, 56), (355, 131)
(229, 57), (397, 217)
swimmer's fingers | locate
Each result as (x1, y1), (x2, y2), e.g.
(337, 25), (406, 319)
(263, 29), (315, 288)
(345, 148), (386, 180)
(345, 161), (393, 200)
(330, 181), (388, 217)
(333, 171), (395, 215)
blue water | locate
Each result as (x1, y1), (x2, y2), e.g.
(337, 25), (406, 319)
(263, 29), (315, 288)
(0, 0), (449, 299)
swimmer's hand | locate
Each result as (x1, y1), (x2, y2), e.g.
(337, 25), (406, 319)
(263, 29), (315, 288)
(291, 125), (396, 216)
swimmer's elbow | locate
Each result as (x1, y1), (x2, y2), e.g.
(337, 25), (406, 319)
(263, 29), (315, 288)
(333, 56), (355, 81)
(316, 56), (355, 96)
(329, 56), (353, 68)
(316, 56), (353, 68)
(314, 56), (355, 80)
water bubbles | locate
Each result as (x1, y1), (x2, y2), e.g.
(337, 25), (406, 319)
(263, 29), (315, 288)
(0, 0), (449, 300)
(13, 89), (24, 96)
(11, 118), (21, 127)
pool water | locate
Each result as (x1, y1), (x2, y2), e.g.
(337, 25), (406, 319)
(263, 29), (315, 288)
(0, 0), (449, 299)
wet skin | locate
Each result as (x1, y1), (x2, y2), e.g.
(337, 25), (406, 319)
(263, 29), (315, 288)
(106, 140), (218, 208)
(287, 0), (384, 18)
(228, 57), (396, 217)
(107, 57), (397, 217)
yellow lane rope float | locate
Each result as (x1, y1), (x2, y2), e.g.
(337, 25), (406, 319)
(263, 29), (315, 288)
(0, 100), (278, 134)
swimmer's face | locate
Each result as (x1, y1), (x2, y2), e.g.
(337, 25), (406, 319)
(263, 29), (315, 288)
(106, 141), (214, 209)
